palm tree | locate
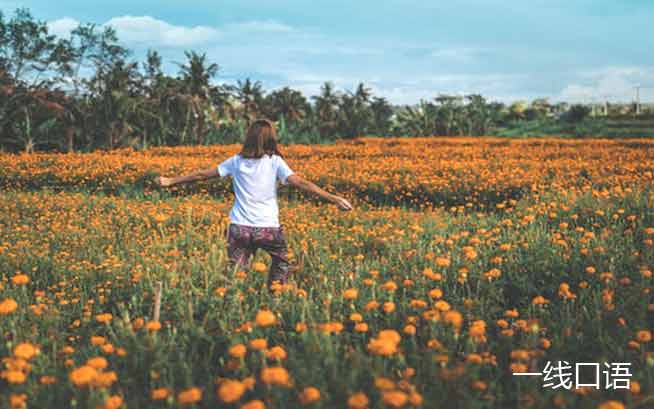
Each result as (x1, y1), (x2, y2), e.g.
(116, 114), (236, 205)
(265, 86), (309, 125)
(312, 82), (340, 138)
(369, 96), (393, 136)
(434, 95), (460, 136)
(177, 51), (219, 97)
(338, 82), (372, 138)
(394, 100), (438, 136)
(235, 78), (265, 123)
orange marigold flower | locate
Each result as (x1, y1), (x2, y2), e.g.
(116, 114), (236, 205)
(598, 401), (626, 409)
(13, 343), (39, 360)
(229, 344), (247, 359)
(177, 387), (202, 405)
(382, 302), (396, 313)
(343, 288), (358, 300)
(382, 390), (408, 408)
(2, 370), (26, 384)
(151, 387), (171, 400)
(443, 310), (463, 329)
(347, 392), (369, 409)
(255, 310), (277, 327)
(40, 375), (57, 384)
(217, 379), (246, 403)
(374, 377), (395, 390)
(252, 262), (267, 273)
(241, 400), (265, 409)
(0, 298), (18, 315)
(298, 386), (321, 404)
(69, 365), (98, 387)
(428, 288), (443, 299)
(146, 321), (162, 331)
(86, 356), (108, 370)
(636, 330), (652, 343)
(265, 346), (287, 360)
(354, 322), (369, 332)
(11, 274), (30, 286)
(435, 257), (451, 267)
(260, 366), (291, 387)
(9, 393), (27, 409)
(95, 313), (113, 324)
(103, 395), (123, 409)
(249, 338), (268, 351)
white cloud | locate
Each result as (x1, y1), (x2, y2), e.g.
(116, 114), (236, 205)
(47, 17), (80, 38)
(105, 16), (220, 47)
(46, 15), (301, 49)
(226, 20), (294, 33)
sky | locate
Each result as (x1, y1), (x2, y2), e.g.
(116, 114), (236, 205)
(2, 0), (653, 104)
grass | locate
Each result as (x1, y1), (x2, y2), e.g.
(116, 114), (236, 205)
(1, 137), (654, 409)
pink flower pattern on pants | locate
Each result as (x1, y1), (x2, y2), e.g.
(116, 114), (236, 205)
(226, 223), (290, 288)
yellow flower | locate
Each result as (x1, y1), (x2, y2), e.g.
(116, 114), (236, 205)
(217, 379), (246, 403)
(177, 387), (202, 405)
(298, 386), (321, 404)
(0, 298), (18, 314)
(255, 310), (277, 327)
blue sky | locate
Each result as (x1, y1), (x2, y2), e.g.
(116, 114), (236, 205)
(2, 0), (653, 104)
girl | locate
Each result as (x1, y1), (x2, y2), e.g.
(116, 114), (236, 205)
(155, 119), (353, 289)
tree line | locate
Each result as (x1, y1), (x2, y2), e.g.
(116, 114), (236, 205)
(1, 8), (594, 153)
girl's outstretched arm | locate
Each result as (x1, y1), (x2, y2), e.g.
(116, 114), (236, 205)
(155, 167), (218, 187)
(287, 174), (353, 210)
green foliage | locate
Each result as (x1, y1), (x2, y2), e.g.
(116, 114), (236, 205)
(1, 7), (652, 153)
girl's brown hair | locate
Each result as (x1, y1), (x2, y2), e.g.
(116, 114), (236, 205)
(240, 119), (283, 159)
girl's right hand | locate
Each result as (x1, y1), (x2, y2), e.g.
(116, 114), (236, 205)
(333, 196), (353, 211)
(155, 176), (173, 187)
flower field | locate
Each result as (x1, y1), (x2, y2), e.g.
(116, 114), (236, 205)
(1, 137), (654, 409)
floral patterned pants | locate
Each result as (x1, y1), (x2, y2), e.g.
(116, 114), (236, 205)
(226, 223), (290, 287)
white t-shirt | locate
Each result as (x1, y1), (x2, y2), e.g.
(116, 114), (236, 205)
(217, 153), (294, 227)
